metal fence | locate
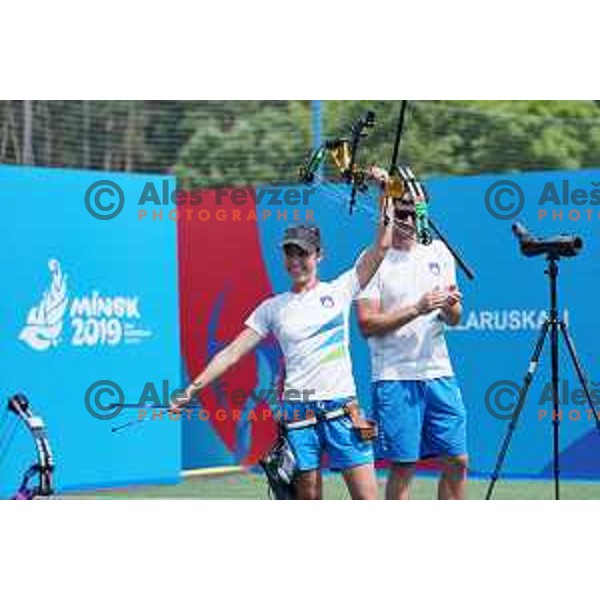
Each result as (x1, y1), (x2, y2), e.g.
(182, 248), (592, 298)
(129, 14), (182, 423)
(2, 100), (600, 185)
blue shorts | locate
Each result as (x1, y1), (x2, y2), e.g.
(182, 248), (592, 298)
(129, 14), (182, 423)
(280, 400), (374, 472)
(372, 378), (467, 463)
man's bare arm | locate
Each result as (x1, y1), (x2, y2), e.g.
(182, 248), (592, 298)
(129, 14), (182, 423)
(357, 291), (448, 338)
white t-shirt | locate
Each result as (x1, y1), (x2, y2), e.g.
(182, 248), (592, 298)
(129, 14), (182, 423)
(358, 240), (456, 381)
(245, 268), (361, 401)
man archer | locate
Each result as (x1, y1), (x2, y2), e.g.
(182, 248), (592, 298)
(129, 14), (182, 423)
(356, 168), (468, 500)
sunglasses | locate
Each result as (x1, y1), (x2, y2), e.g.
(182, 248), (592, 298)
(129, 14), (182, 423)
(283, 244), (312, 259)
(394, 209), (416, 221)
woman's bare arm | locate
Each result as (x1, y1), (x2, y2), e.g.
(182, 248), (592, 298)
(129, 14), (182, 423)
(174, 327), (263, 409)
(355, 169), (394, 289)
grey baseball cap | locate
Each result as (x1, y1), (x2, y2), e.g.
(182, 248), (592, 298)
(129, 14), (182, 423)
(281, 225), (321, 253)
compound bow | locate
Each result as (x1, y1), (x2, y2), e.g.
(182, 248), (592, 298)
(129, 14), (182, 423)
(299, 101), (475, 279)
(0, 393), (54, 499)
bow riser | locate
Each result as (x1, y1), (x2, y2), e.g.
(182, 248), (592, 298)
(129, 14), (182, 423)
(3, 394), (54, 499)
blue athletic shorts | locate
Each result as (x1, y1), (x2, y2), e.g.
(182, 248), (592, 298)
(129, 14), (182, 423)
(371, 378), (467, 463)
(280, 399), (374, 472)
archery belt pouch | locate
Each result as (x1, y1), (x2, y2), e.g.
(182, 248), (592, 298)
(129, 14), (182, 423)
(259, 428), (297, 500)
(344, 401), (378, 442)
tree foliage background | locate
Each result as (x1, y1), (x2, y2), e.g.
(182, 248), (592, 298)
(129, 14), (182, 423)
(2, 101), (600, 185)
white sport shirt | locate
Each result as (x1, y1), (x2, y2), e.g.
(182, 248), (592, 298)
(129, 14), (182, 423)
(358, 240), (456, 381)
(245, 268), (361, 401)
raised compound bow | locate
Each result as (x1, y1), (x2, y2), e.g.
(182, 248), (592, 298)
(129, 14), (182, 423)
(299, 101), (475, 279)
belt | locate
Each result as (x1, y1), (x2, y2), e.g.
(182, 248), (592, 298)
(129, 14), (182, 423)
(283, 400), (357, 431)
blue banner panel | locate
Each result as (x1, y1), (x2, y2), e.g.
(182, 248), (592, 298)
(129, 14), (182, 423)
(0, 165), (181, 497)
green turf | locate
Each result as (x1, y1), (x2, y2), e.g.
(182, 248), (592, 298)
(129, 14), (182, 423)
(68, 472), (600, 499)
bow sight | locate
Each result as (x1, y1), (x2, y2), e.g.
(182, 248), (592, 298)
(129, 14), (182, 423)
(300, 107), (425, 214)
(300, 110), (376, 213)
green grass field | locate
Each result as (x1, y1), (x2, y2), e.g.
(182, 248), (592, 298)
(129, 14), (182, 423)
(68, 471), (600, 499)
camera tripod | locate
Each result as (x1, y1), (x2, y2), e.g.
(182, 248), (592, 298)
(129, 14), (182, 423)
(486, 253), (600, 500)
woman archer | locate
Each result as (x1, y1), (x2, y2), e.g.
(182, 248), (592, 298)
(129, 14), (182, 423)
(173, 171), (393, 499)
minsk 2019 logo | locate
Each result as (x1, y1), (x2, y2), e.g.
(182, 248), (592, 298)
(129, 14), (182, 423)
(19, 258), (152, 352)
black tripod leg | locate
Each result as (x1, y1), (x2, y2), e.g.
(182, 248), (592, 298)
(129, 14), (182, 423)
(486, 320), (550, 500)
(550, 316), (561, 500)
(559, 321), (600, 433)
